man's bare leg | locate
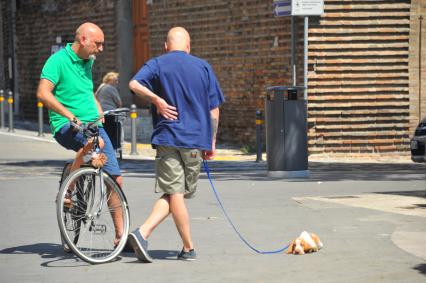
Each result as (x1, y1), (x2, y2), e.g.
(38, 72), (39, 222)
(137, 194), (193, 251)
(139, 195), (171, 239)
(70, 138), (97, 172)
(108, 176), (125, 246)
(169, 193), (193, 251)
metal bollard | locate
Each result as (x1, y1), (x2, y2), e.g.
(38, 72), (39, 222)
(130, 104), (138, 155)
(37, 100), (44, 137)
(7, 91), (14, 132)
(0, 90), (4, 129)
(255, 110), (263, 162)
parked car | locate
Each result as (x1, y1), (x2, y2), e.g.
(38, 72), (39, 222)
(410, 117), (426, 163)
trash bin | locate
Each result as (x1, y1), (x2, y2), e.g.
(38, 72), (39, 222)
(265, 86), (309, 178)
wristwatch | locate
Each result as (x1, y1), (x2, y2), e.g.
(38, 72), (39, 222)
(70, 117), (78, 124)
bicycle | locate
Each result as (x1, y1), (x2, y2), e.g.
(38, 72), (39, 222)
(56, 108), (130, 264)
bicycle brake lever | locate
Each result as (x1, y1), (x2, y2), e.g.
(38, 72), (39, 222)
(70, 121), (82, 132)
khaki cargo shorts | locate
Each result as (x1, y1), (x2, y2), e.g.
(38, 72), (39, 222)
(155, 145), (202, 199)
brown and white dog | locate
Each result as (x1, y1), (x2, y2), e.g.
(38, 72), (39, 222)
(287, 231), (323, 255)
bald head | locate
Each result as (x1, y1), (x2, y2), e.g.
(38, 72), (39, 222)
(72, 22), (104, 59)
(165, 27), (191, 53)
(75, 22), (103, 42)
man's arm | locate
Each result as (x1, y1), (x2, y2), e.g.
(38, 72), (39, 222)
(36, 79), (78, 123)
(94, 95), (103, 114)
(129, 79), (177, 120)
(94, 95), (105, 123)
(203, 107), (219, 160)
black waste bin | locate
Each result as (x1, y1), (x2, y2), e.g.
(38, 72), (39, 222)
(265, 86), (309, 178)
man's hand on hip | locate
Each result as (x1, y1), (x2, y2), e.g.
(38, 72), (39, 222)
(154, 97), (178, 120)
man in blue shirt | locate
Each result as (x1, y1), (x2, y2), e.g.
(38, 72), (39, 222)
(128, 27), (224, 262)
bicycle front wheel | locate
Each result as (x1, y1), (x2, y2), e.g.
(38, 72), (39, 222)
(57, 167), (130, 264)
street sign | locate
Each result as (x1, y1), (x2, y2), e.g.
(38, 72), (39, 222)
(292, 0), (324, 16)
(273, 0), (291, 17)
(273, 0), (324, 17)
(50, 44), (65, 55)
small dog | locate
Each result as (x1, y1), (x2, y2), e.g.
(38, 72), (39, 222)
(287, 231), (323, 255)
(91, 152), (107, 168)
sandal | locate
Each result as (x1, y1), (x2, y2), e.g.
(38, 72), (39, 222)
(63, 190), (73, 209)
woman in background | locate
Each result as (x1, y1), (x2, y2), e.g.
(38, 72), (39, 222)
(96, 72), (122, 111)
(96, 72), (124, 158)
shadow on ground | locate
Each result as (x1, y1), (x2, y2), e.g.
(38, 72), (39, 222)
(120, 249), (178, 261)
(199, 160), (426, 182)
(376, 190), (426, 199)
(0, 159), (424, 182)
(413, 263), (426, 276)
(0, 243), (85, 267)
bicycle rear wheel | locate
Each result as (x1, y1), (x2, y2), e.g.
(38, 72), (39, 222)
(57, 167), (130, 264)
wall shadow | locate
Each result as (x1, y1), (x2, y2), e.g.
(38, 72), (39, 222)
(0, 158), (424, 183)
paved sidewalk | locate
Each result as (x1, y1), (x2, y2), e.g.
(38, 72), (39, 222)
(0, 126), (425, 283)
(3, 125), (414, 164)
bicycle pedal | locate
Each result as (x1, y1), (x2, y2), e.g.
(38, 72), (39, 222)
(90, 224), (107, 235)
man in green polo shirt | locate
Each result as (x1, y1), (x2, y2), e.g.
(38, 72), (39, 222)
(37, 22), (124, 248)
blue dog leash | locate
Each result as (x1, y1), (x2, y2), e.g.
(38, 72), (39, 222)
(203, 160), (289, 254)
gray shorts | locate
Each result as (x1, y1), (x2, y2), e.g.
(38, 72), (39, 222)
(155, 146), (202, 199)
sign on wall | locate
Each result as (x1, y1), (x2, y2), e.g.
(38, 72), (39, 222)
(273, 0), (292, 17)
(50, 45), (64, 55)
(273, 0), (324, 17)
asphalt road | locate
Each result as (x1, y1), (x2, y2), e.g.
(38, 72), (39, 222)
(0, 129), (425, 283)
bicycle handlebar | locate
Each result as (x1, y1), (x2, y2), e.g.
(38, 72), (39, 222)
(70, 107), (130, 138)
(103, 107), (130, 116)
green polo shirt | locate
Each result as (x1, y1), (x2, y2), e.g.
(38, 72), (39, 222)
(40, 43), (100, 135)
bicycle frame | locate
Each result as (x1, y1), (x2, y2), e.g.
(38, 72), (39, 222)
(97, 167), (105, 217)
(69, 108), (130, 220)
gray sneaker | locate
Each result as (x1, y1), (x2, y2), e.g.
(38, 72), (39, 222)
(177, 248), (197, 261)
(128, 229), (153, 263)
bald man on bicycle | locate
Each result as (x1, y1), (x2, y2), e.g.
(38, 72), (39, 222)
(36, 22), (124, 247)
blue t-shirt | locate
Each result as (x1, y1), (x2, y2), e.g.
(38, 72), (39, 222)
(132, 51), (225, 150)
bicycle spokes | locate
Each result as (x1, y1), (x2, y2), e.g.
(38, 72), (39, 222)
(57, 167), (129, 264)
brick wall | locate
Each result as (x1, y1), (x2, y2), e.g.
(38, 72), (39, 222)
(12, 0), (118, 121)
(146, 0), (417, 154)
(0, 0), (5, 90)
(147, 0), (305, 146)
(1, 0), (12, 91)
(3, 0), (421, 155)
(307, 0), (412, 154)
(409, 0), (426, 132)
